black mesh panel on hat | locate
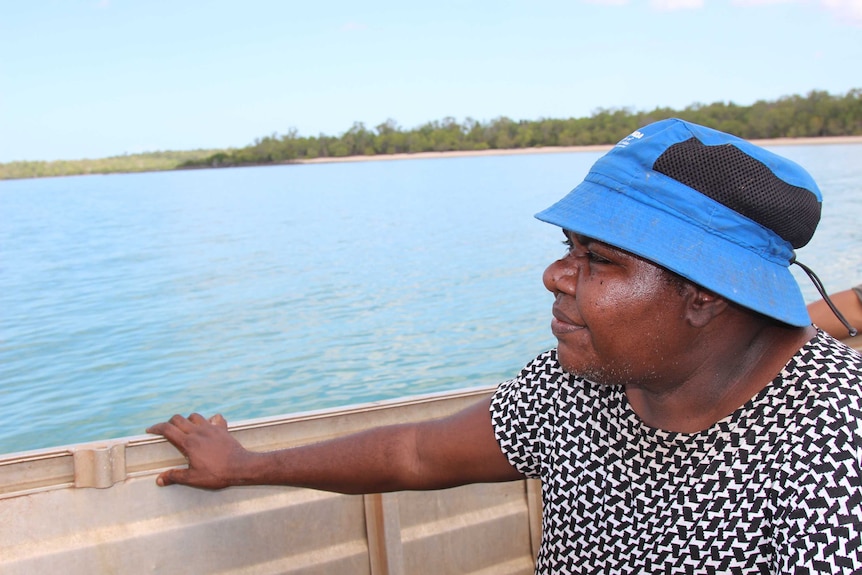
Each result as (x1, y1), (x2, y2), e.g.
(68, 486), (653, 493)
(652, 138), (820, 248)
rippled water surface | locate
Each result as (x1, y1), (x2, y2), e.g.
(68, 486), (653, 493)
(1, 145), (860, 453)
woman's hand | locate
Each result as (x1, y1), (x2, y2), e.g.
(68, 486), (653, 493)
(146, 413), (254, 489)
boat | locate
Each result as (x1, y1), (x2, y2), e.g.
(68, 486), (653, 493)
(0, 385), (542, 575)
(2, 335), (858, 575)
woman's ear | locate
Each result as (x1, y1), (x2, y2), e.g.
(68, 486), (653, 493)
(684, 286), (728, 328)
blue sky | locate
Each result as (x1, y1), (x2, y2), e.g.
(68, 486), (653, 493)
(1, 0), (859, 163)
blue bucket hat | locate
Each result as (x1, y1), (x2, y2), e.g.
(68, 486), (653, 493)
(535, 118), (822, 327)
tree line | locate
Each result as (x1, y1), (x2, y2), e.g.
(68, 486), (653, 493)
(184, 88), (861, 169)
(2, 88), (860, 180)
(0, 149), (221, 181)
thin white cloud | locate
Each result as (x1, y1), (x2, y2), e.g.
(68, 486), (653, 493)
(584, 0), (858, 22)
(582, 0), (705, 8)
(733, 0), (862, 25)
(820, 0), (862, 25)
(581, 0), (704, 9)
(650, 0), (705, 10)
(731, 0), (796, 5)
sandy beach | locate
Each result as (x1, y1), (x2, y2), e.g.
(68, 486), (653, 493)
(296, 135), (862, 166)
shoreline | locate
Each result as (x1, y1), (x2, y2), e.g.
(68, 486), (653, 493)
(296, 135), (862, 166)
(3, 135), (861, 181)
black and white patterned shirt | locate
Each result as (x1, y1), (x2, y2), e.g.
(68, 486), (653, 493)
(491, 331), (862, 574)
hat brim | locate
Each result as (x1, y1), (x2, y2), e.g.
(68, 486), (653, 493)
(536, 178), (810, 327)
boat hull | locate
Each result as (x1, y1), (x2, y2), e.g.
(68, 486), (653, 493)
(0, 386), (541, 575)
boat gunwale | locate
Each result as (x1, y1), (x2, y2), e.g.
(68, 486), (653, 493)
(0, 384), (498, 499)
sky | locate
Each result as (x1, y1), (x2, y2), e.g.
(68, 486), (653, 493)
(1, 0), (860, 163)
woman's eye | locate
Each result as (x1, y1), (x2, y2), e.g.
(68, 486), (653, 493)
(561, 234), (610, 263)
(586, 251), (610, 264)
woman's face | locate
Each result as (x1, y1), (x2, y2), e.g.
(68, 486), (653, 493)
(543, 231), (690, 387)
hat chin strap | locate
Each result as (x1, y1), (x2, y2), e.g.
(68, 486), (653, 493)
(792, 257), (858, 337)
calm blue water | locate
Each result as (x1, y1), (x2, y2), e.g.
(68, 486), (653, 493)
(2, 146), (861, 454)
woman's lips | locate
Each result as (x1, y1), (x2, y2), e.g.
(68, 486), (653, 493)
(551, 307), (585, 336)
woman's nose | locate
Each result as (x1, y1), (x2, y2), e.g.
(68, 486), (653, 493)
(543, 256), (578, 295)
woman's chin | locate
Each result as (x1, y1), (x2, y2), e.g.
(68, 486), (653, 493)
(556, 345), (590, 376)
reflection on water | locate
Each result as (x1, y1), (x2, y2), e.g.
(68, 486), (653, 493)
(1, 145), (860, 453)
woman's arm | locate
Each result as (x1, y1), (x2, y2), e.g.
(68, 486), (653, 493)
(146, 396), (525, 492)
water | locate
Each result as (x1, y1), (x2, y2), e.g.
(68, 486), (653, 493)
(1, 146), (860, 454)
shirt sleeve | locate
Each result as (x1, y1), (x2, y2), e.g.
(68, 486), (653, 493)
(774, 463), (862, 573)
(772, 352), (862, 574)
(489, 349), (565, 479)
